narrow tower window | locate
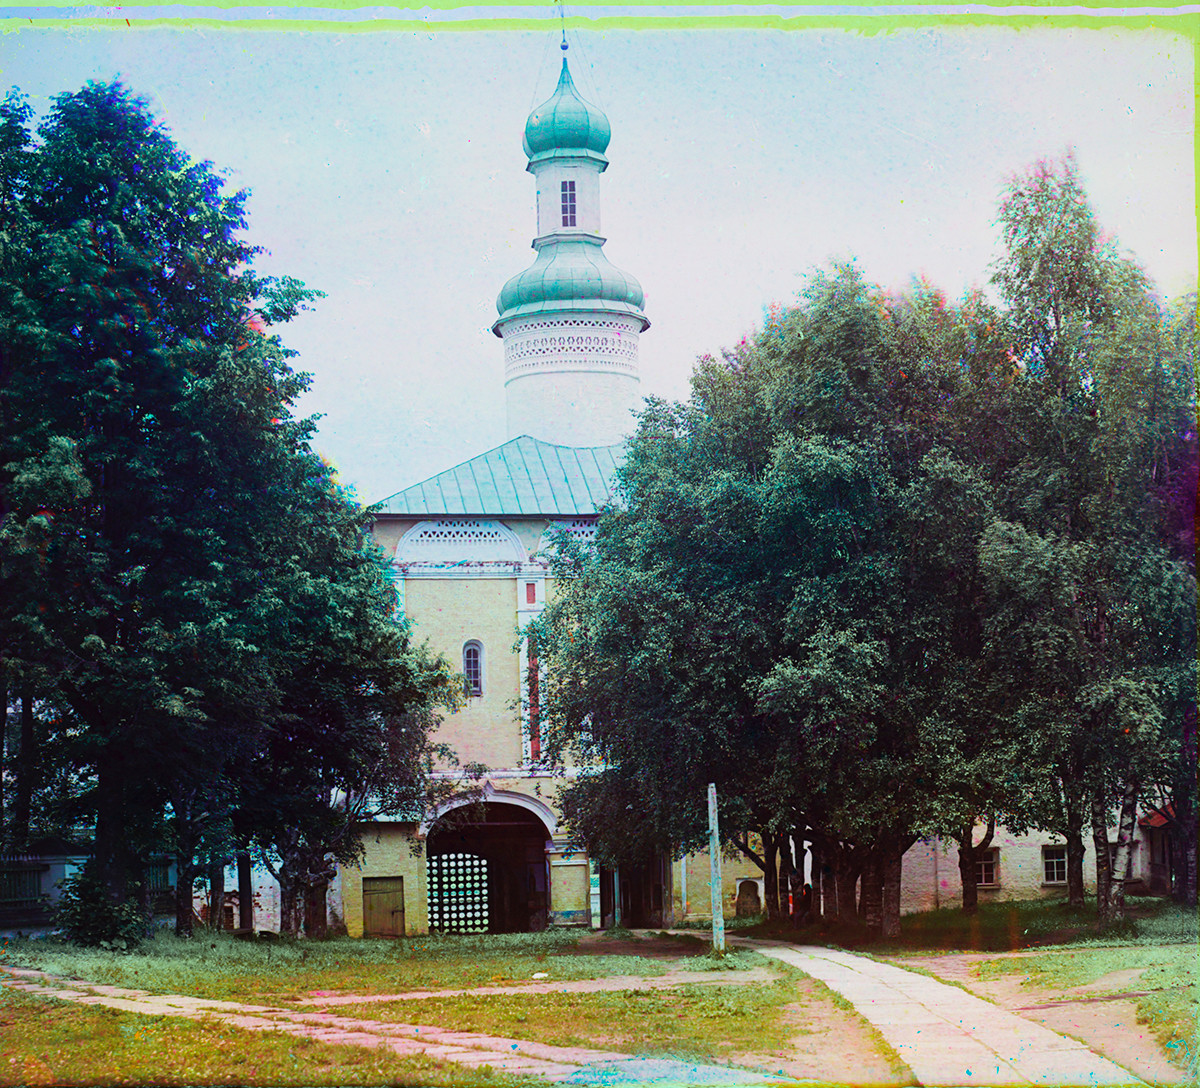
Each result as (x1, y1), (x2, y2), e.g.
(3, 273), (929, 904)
(561, 180), (576, 227)
(463, 640), (483, 697)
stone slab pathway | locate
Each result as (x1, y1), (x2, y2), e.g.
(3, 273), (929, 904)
(740, 941), (1149, 1087)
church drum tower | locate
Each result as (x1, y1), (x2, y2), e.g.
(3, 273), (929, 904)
(493, 47), (650, 448)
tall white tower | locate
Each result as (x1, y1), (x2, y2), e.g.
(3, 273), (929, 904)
(493, 48), (649, 447)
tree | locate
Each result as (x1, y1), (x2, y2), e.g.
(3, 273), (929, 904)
(0, 81), (457, 937)
(984, 156), (1196, 917)
(541, 265), (1015, 939)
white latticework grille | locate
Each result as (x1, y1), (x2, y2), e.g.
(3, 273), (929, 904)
(427, 852), (488, 933)
(502, 315), (641, 380)
(538, 518), (598, 556)
(395, 520), (525, 564)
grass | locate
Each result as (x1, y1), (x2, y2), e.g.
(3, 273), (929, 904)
(337, 977), (806, 1063)
(0, 928), (682, 1002)
(725, 894), (1198, 954)
(0, 986), (545, 1087)
(975, 942), (1199, 1073)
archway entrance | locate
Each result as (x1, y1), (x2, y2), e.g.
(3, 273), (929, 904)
(426, 802), (551, 933)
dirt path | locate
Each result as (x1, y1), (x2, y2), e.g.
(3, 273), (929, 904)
(882, 951), (1187, 1086)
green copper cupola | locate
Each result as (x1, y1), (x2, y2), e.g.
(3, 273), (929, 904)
(494, 50), (649, 448)
(523, 58), (611, 164)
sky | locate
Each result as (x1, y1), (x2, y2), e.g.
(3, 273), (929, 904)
(0, 19), (1194, 502)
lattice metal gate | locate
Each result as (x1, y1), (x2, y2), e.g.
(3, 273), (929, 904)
(427, 852), (488, 933)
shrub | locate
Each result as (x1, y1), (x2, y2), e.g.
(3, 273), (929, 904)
(54, 871), (145, 949)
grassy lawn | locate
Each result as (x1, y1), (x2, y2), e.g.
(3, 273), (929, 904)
(975, 942), (1199, 1071)
(0, 986), (545, 1088)
(788, 895), (1199, 954)
(335, 977), (805, 1063)
(1, 928), (698, 1002)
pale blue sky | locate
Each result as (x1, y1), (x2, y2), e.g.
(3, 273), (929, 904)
(1, 24), (1193, 501)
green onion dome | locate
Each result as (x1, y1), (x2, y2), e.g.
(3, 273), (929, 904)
(494, 238), (647, 328)
(523, 59), (611, 162)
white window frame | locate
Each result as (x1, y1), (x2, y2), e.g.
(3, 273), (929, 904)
(463, 640), (484, 697)
(561, 180), (576, 226)
(1042, 846), (1067, 885)
(975, 848), (999, 888)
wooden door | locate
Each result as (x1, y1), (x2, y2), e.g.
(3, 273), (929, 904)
(363, 876), (405, 937)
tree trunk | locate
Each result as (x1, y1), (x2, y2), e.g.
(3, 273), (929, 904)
(881, 850), (903, 939)
(304, 881), (328, 939)
(208, 858), (226, 931)
(278, 874), (299, 936)
(860, 851), (883, 937)
(808, 839), (822, 921)
(174, 831), (199, 938)
(1109, 777), (1139, 921)
(1169, 705), (1197, 905)
(12, 688), (35, 850)
(0, 666), (8, 841)
(1064, 789), (1087, 908)
(835, 844), (860, 920)
(237, 849), (254, 930)
(762, 831), (779, 921)
(1090, 790), (1113, 924)
(957, 815), (995, 915)
(94, 750), (134, 906)
(777, 832), (794, 920)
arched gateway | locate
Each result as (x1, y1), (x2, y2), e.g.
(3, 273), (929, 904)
(425, 801), (553, 933)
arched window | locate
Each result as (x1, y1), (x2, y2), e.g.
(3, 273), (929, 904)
(463, 641), (484, 697)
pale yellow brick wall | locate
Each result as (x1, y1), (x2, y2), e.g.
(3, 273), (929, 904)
(405, 577), (523, 769)
(343, 824), (427, 938)
(672, 848), (743, 921)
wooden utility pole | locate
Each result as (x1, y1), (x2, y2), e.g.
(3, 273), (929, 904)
(708, 783), (725, 953)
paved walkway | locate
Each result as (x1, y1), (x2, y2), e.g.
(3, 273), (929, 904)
(739, 939), (1148, 1087)
(2, 944), (1155, 1087)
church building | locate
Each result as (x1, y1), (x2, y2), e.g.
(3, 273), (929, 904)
(340, 47), (669, 937)
(334, 47), (1161, 940)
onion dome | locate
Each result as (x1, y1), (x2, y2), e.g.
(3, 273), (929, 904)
(494, 238), (647, 328)
(523, 59), (611, 163)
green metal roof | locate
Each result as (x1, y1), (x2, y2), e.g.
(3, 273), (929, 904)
(523, 58), (611, 163)
(375, 435), (623, 516)
(493, 237), (647, 331)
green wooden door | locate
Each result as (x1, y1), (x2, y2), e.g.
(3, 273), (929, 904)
(363, 876), (405, 937)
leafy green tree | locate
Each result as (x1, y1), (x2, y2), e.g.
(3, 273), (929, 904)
(0, 81), (459, 938)
(984, 156), (1195, 916)
(541, 265), (1019, 938)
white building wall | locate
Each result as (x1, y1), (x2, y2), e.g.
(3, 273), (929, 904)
(506, 368), (639, 446)
(533, 161), (602, 237)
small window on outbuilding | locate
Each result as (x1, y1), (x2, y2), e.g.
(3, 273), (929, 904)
(975, 849), (999, 888)
(1042, 846), (1067, 884)
(463, 640), (483, 697)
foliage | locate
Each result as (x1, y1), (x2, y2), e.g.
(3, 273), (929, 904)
(0, 80), (455, 934)
(53, 870), (145, 949)
(537, 154), (1195, 935)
